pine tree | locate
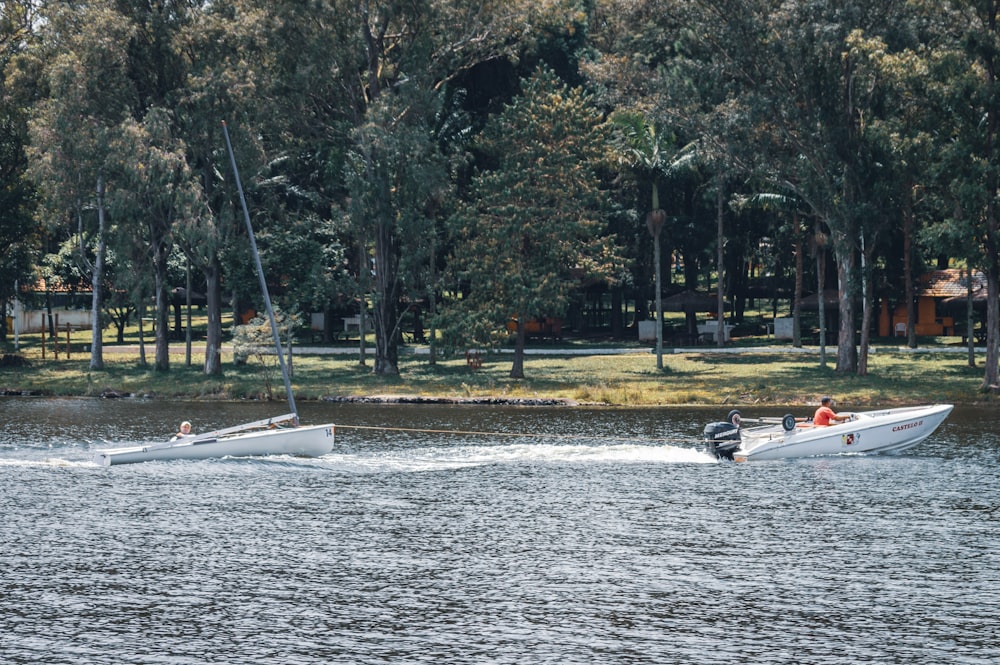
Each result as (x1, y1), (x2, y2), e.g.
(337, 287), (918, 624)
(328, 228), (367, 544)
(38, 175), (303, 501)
(448, 66), (618, 378)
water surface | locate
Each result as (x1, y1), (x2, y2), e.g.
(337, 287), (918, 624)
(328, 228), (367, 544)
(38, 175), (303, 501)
(1, 399), (997, 663)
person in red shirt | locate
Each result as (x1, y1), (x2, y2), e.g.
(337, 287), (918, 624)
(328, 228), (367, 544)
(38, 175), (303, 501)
(813, 396), (851, 426)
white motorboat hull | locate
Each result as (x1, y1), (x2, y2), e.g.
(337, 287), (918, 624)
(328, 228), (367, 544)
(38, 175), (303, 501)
(93, 423), (335, 466)
(714, 404), (952, 462)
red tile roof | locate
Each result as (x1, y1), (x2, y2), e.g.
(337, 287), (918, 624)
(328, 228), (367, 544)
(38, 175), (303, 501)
(919, 269), (986, 298)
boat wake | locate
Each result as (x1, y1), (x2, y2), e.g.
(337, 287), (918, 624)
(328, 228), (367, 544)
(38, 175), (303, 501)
(319, 442), (716, 474)
(1, 440), (716, 471)
(0, 456), (94, 468)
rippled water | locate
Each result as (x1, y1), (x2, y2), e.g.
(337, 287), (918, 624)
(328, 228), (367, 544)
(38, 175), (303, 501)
(1, 398), (998, 664)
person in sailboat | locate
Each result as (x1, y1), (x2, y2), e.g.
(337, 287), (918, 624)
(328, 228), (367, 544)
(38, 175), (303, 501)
(172, 421), (193, 440)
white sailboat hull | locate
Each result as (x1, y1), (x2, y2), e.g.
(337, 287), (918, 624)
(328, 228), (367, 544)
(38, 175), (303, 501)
(731, 404), (953, 462)
(93, 423), (334, 466)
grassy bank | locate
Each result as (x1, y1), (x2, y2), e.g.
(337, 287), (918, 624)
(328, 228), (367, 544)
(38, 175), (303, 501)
(0, 342), (991, 408)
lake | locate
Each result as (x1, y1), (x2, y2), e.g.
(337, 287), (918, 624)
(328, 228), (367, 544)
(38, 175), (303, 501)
(1, 398), (997, 664)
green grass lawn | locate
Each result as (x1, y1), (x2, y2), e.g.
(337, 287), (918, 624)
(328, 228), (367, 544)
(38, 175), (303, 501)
(2, 308), (991, 406)
(1, 336), (990, 407)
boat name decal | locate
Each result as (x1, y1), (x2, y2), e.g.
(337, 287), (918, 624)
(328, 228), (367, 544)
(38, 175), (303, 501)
(892, 419), (923, 432)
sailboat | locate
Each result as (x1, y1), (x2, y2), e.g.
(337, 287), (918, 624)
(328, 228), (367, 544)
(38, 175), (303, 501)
(92, 414), (334, 466)
(93, 123), (335, 466)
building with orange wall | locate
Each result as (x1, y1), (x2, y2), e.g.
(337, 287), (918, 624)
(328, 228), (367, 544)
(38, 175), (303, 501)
(879, 269), (984, 337)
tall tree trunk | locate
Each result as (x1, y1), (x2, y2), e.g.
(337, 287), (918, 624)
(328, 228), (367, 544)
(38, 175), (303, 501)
(858, 234), (876, 376)
(137, 300), (148, 367)
(835, 249), (858, 373)
(983, 39), (1000, 390)
(510, 319), (526, 379)
(984, 268), (1000, 390)
(359, 12), (400, 376)
(653, 221), (663, 368)
(793, 214), (803, 348)
(89, 177), (106, 370)
(715, 186), (726, 347)
(357, 242), (368, 366)
(428, 235), (438, 365)
(858, 289), (871, 376)
(204, 258), (223, 376)
(152, 238), (171, 371)
(903, 179), (917, 348)
(816, 222), (827, 368)
(184, 258), (192, 367)
(965, 268), (977, 368)
(373, 218), (399, 375)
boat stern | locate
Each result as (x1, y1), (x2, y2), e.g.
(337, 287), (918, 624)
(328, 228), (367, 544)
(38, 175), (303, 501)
(703, 421), (741, 460)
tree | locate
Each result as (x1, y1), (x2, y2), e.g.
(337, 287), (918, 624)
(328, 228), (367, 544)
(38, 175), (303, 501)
(172, 7), (246, 376)
(0, 111), (38, 343)
(108, 108), (202, 371)
(345, 84), (455, 374)
(343, 0), (578, 375)
(847, 30), (943, 353)
(148, 0), (354, 376)
(17, 0), (136, 366)
(448, 66), (619, 378)
(686, 0), (915, 373)
(0, 1), (39, 341)
(586, 0), (704, 335)
(931, 0), (1000, 390)
(611, 111), (695, 365)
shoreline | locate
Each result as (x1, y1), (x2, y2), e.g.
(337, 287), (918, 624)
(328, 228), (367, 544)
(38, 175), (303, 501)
(0, 388), (586, 406)
(0, 343), (990, 408)
(0, 389), (964, 409)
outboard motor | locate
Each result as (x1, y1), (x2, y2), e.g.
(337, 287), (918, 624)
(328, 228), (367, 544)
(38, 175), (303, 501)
(704, 412), (742, 460)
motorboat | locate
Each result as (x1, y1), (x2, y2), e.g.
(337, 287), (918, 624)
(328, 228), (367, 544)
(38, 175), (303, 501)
(703, 404), (953, 462)
(93, 414), (334, 466)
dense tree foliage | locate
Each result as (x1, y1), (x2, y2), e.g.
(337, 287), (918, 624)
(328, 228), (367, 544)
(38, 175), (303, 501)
(0, 0), (41, 341)
(447, 66), (618, 378)
(4, 0), (1000, 386)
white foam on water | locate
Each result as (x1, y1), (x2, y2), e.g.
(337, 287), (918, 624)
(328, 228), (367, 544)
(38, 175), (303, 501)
(321, 441), (716, 473)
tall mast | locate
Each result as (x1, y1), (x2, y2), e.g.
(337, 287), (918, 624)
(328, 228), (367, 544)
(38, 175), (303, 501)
(221, 121), (298, 424)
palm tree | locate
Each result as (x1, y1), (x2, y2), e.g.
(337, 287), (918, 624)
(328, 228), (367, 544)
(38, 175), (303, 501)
(612, 112), (696, 367)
